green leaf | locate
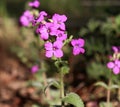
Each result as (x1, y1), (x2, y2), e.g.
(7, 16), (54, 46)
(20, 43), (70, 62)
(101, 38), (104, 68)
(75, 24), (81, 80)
(87, 19), (100, 32)
(79, 28), (88, 36)
(54, 60), (60, 69)
(109, 85), (119, 89)
(62, 92), (84, 107)
(99, 102), (113, 107)
(44, 81), (60, 95)
(61, 66), (69, 75)
(94, 81), (108, 89)
(115, 15), (120, 26)
(54, 60), (68, 69)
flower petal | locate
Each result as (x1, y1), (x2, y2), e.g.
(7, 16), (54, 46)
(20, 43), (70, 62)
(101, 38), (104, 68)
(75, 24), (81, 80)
(31, 65), (39, 73)
(107, 62), (114, 69)
(79, 48), (85, 54)
(44, 42), (53, 50)
(45, 50), (53, 58)
(71, 39), (77, 46)
(116, 60), (120, 67)
(78, 38), (85, 47)
(112, 46), (118, 53)
(113, 66), (120, 75)
(73, 47), (80, 55)
(54, 49), (63, 58)
(53, 40), (63, 49)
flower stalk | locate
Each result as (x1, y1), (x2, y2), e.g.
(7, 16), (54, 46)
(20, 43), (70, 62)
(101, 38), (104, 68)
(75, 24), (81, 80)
(60, 69), (65, 107)
(107, 71), (112, 107)
(118, 88), (120, 101)
(107, 80), (111, 107)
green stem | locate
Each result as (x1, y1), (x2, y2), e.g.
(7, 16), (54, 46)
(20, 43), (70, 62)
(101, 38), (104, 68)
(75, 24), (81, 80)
(118, 88), (120, 101)
(107, 71), (112, 107)
(60, 70), (65, 107)
(107, 84), (111, 107)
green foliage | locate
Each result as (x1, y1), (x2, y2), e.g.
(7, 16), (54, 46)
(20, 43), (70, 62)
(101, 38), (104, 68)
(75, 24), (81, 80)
(54, 60), (69, 75)
(87, 19), (101, 32)
(80, 15), (120, 55)
(95, 81), (108, 89)
(61, 66), (69, 75)
(99, 102), (113, 107)
(79, 15), (120, 81)
(44, 80), (60, 94)
(86, 62), (109, 80)
(62, 92), (84, 107)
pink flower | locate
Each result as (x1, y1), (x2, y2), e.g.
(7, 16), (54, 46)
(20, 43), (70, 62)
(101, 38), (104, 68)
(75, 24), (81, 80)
(31, 65), (39, 73)
(52, 14), (67, 30)
(55, 30), (67, 41)
(71, 38), (85, 55)
(32, 11), (47, 26)
(28, 0), (40, 8)
(112, 46), (120, 53)
(44, 41), (63, 58)
(107, 60), (120, 75)
(20, 10), (33, 27)
(36, 24), (49, 40)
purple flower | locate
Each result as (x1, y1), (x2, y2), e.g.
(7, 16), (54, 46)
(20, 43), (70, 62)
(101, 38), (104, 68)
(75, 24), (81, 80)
(112, 46), (120, 53)
(45, 22), (58, 36)
(44, 41), (63, 58)
(71, 38), (85, 55)
(55, 30), (67, 41)
(36, 22), (58, 40)
(107, 60), (120, 75)
(28, 0), (40, 8)
(31, 65), (39, 73)
(32, 11), (47, 26)
(36, 24), (49, 40)
(20, 10), (33, 27)
(52, 14), (67, 30)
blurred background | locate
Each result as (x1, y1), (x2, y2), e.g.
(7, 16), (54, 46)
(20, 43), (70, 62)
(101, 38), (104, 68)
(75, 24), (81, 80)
(0, 0), (120, 107)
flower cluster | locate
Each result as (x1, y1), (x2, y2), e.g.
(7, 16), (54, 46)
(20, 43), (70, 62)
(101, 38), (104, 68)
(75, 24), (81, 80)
(107, 46), (120, 75)
(20, 0), (85, 58)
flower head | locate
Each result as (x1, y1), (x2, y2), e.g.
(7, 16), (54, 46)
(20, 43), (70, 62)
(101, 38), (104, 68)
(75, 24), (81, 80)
(71, 38), (85, 55)
(55, 30), (67, 41)
(112, 46), (120, 53)
(52, 14), (67, 30)
(44, 41), (63, 58)
(32, 11), (47, 26)
(36, 24), (49, 40)
(28, 0), (40, 8)
(20, 10), (33, 27)
(107, 60), (120, 75)
(31, 65), (39, 73)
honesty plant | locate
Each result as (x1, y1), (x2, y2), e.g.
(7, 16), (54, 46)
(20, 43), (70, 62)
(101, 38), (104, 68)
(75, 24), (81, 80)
(107, 46), (120, 75)
(95, 46), (120, 107)
(20, 0), (85, 106)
